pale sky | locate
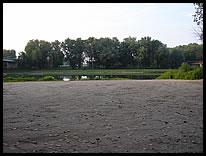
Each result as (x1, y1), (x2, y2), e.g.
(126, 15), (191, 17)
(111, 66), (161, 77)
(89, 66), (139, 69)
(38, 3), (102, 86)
(3, 3), (200, 56)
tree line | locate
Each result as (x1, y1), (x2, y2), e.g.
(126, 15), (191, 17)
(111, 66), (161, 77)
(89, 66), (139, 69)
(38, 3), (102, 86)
(3, 49), (16, 59)
(4, 36), (203, 70)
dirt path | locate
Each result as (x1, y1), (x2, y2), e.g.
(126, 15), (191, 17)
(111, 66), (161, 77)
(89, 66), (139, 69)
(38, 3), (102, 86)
(3, 80), (203, 153)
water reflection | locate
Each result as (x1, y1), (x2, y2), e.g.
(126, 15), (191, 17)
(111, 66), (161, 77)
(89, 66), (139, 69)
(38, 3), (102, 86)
(5, 74), (160, 81)
(58, 75), (160, 81)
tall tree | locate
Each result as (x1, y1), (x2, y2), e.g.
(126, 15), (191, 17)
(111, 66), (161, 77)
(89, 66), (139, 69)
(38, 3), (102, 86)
(48, 40), (64, 69)
(24, 39), (51, 69)
(39, 40), (51, 69)
(137, 37), (153, 68)
(61, 38), (76, 69)
(119, 37), (138, 68)
(74, 38), (86, 69)
(85, 37), (97, 69)
(17, 51), (28, 69)
(24, 39), (40, 69)
(98, 37), (120, 69)
(62, 38), (85, 69)
(168, 48), (184, 69)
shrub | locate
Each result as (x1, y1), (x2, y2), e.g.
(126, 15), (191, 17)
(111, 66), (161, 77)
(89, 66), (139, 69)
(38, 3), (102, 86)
(191, 66), (203, 79)
(94, 77), (101, 80)
(38, 76), (56, 81)
(20, 77), (37, 81)
(3, 77), (37, 82)
(179, 64), (193, 72)
(156, 70), (177, 79)
(156, 64), (203, 80)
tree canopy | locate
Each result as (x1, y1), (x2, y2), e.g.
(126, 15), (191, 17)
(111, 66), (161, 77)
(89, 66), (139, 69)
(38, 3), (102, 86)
(3, 49), (16, 59)
(15, 37), (203, 70)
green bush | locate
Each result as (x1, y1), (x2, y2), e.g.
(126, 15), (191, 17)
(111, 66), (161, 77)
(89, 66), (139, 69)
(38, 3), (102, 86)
(179, 64), (193, 72)
(94, 77), (101, 80)
(3, 77), (37, 82)
(38, 76), (56, 81)
(156, 70), (177, 79)
(156, 64), (203, 80)
(191, 66), (203, 79)
(174, 70), (186, 79)
(21, 77), (37, 81)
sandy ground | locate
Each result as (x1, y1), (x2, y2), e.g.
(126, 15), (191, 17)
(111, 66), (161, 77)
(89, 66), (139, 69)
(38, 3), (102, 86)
(3, 80), (203, 153)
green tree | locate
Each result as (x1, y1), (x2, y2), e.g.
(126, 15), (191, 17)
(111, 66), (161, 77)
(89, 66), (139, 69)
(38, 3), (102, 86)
(48, 40), (64, 69)
(74, 38), (86, 69)
(119, 37), (138, 68)
(136, 37), (169, 68)
(24, 39), (39, 69)
(85, 37), (97, 69)
(136, 37), (153, 68)
(175, 43), (203, 62)
(168, 48), (184, 69)
(17, 51), (28, 69)
(39, 40), (51, 69)
(151, 40), (169, 68)
(3, 49), (16, 58)
(61, 38), (76, 69)
(24, 39), (51, 69)
(62, 38), (85, 69)
(98, 37), (120, 69)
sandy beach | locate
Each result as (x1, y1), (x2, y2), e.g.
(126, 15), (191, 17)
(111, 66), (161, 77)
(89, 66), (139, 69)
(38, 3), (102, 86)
(3, 80), (203, 153)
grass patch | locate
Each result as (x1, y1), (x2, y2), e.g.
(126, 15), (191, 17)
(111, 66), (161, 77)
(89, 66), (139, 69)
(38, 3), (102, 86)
(4, 68), (170, 76)
(3, 77), (38, 82)
(3, 76), (59, 83)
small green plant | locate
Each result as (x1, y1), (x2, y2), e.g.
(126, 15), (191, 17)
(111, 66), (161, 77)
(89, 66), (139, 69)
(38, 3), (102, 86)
(94, 77), (101, 80)
(38, 76), (57, 81)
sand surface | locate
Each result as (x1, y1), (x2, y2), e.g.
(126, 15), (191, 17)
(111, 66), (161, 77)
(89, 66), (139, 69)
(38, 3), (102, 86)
(3, 80), (203, 153)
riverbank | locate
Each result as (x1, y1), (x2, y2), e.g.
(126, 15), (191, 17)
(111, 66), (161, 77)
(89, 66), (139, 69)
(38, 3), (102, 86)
(3, 68), (169, 76)
(3, 80), (203, 153)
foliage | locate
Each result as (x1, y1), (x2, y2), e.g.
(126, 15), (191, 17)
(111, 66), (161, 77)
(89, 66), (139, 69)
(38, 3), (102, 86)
(175, 43), (203, 62)
(193, 3), (203, 42)
(156, 64), (203, 80)
(38, 76), (57, 81)
(61, 38), (85, 69)
(16, 36), (203, 70)
(193, 3), (203, 26)
(3, 49), (16, 58)
(3, 77), (37, 82)
(3, 76), (59, 82)
(48, 40), (64, 69)
(155, 69), (178, 79)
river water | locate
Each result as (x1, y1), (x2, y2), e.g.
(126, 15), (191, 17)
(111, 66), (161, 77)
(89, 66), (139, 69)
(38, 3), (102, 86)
(4, 74), (160, 81)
